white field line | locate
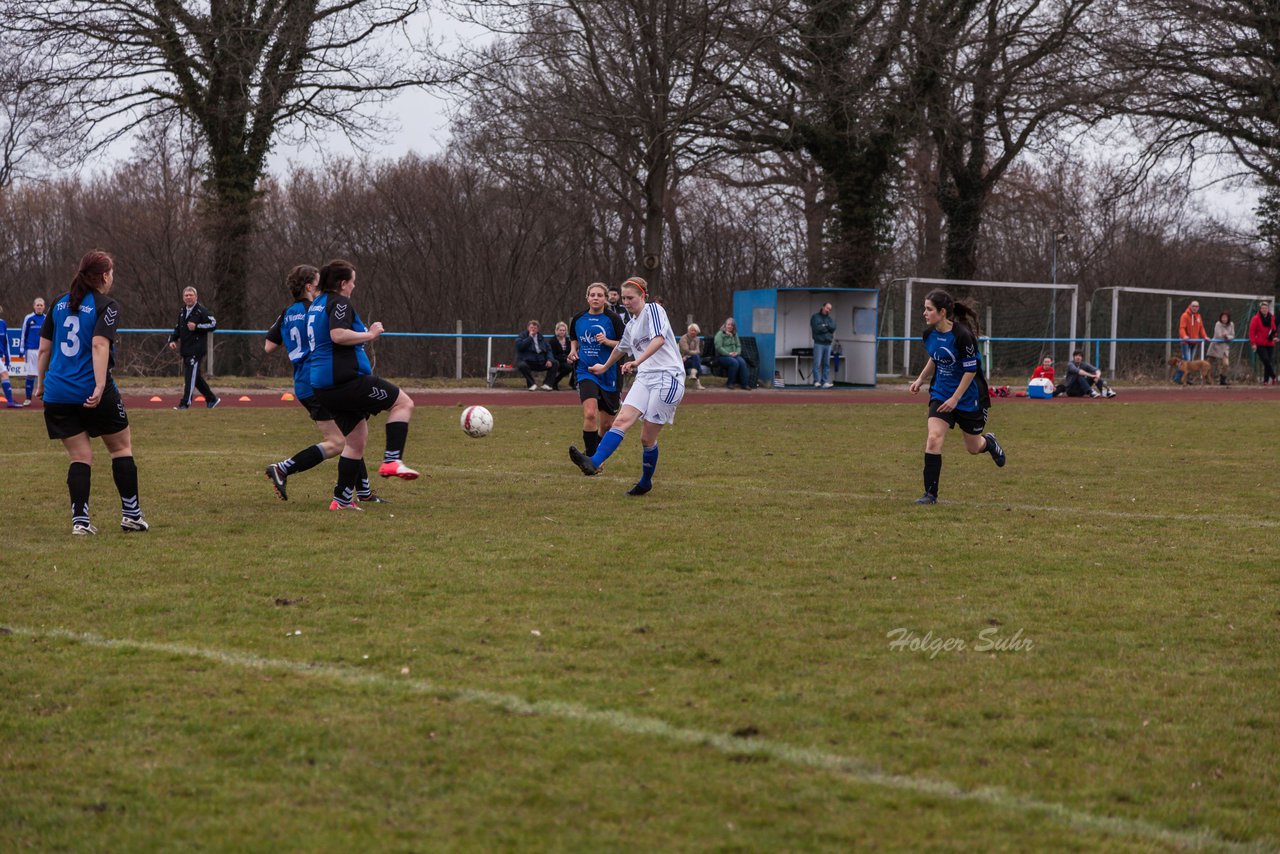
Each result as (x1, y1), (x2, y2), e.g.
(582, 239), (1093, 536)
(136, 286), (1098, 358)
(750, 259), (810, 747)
(6, 626), (1271, 854)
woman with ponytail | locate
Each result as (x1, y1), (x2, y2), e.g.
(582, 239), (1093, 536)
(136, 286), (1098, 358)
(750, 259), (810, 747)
(907, 289), (1006, 505)
(34, 250), (148, 534)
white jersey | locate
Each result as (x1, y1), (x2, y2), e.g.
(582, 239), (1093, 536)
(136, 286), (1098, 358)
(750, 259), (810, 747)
(620, 301), (683, 376)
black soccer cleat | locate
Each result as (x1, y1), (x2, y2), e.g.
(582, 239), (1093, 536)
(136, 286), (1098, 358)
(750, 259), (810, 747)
(266, 463), (288, 501)
(915, 493), (938, 505)
(984, 432), (1006, 467)
(626, 482), (652, 497)
(357, 492), (389, 504)
(206, 397), (221, 409)
(568, 446), (598, 476)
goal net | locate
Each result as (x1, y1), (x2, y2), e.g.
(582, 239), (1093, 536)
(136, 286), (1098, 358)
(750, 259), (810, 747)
(879, 278), (1080, 378)
(1086, 287), (1272, 382)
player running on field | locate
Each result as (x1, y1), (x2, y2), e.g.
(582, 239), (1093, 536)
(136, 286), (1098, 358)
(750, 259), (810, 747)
(908, 288), (1006, 505)
(307, 259), (417, 511)
(262, 266), (388, 504)
(34, 250), (148, 534)
(569, 276), (684, 496)
(568, 282), (626, 457)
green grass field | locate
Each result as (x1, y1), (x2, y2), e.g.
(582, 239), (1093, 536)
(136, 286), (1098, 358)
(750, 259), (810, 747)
(2, 399), (1277, 852)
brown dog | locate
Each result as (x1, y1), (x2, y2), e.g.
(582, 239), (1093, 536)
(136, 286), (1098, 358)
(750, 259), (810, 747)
(1168, 355), (1212, 385)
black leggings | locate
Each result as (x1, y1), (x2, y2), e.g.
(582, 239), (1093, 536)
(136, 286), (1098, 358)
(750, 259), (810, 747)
(1258, 346), (1276, 382)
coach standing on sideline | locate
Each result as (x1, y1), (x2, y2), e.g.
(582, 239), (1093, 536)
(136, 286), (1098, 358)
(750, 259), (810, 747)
(810, 302), (836, 388)
(168, 286), (221, 409)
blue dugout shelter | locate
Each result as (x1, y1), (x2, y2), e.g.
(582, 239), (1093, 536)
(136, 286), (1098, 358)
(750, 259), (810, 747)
(733, 288), (878, 387)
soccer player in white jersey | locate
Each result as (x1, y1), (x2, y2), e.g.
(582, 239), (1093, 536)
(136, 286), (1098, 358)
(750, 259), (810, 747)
(568, 276), (684, 495)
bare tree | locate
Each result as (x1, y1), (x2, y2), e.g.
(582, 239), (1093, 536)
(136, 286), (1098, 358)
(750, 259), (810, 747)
(445, 0), (785, 295)
(717, 0), (986, 289)
(0, 0), (438, 371)
(920, 0), (1107, 280)
(0, 47), (75, 189)
(1112, 0), (1280, 181)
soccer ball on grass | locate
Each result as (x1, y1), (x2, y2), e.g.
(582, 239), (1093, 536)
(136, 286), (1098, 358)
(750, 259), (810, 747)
(460, 405), (494, 438)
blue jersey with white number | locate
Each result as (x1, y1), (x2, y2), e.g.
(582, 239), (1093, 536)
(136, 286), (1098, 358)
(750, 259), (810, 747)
(40, 291), (119, 404)
(924, 322), (987, 412)
(570, 309), (624, 392)
(265, 300), (314, 398)
(307, 292), (371, 390)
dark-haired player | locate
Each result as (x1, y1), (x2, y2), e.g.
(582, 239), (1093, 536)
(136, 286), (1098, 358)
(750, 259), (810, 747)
(262, 265), (383, 504)
(907, 288), (1005, 505)
(307, 259), (417, 511)
(568, 282), (625, 455)
(34, 250), (148, 534)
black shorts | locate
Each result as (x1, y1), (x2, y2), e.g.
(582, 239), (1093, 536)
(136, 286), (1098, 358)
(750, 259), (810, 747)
(578, 378), (620, 415)
(299, 395), (335, 423)
(928, 398), (987, 435)
(313, 375), (401, 435)
(44, 385), (129, 440)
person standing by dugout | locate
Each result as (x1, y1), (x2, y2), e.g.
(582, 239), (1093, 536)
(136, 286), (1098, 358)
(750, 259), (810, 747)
(810, 302), (836, 388)
(168, 286), (220, 409)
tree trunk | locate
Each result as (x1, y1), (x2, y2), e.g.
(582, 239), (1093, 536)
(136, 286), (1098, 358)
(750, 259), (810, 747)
(640, 148), (669, 292)
(204, 164), (259, 376)
(940, 186), (984, 281)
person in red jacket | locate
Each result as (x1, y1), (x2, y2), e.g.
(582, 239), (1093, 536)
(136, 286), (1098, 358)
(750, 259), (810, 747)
(1174, 300), (1211, 383)
(1030, 355), (1064, 396)
(1249, 300), (1279, 384)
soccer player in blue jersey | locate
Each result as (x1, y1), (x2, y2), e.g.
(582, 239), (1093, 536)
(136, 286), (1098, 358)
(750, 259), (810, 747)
(34, 250), (148, 534)
(0, 307), (16, 407)
(568, 282), (625, 455)
(908, 289), (1006, 505)
(307, 258), (417, 511)
(568, 276), (684, 496)
(263, 265), (386, 504)
(21, 298), (46, 405)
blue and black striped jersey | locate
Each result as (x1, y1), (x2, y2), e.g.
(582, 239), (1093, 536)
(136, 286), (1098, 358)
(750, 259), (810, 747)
(570, 309), (624, 392)
(40, 291), (119, 404)
(307, 293), (371, 390)
(266, 299), (314, 398)
(924, 322), (988, 412)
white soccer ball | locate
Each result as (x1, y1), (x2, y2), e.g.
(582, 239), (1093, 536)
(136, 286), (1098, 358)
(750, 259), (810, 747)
(460, 405), (493, 438)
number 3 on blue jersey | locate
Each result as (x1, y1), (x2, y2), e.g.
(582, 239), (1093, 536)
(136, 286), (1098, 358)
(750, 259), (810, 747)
(61, 316), (82, 357)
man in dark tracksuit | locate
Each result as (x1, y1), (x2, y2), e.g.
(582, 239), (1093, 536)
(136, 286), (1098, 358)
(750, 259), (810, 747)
(168, 286), (220, 409)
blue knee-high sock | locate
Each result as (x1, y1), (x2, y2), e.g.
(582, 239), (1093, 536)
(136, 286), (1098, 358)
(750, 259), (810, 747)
(591, 428), (625, 467)
(2, 380), (12, 404)
(25, 376), (34, 400)
(638, 444), (658, 487)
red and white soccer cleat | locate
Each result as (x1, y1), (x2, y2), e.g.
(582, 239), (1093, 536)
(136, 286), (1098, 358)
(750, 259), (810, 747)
(328, 500), (364, 511)
(377, 460), (419, 480)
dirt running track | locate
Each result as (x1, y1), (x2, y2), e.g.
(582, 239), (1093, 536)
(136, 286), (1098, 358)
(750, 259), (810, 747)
(9, 384), (1269, 412)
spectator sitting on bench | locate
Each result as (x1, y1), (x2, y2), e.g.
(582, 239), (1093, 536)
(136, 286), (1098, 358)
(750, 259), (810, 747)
(516, 319), (556, 391)
(549, 321), (576, 391)
(714, 317), (753, 390)
(680, 323), (704, 389)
